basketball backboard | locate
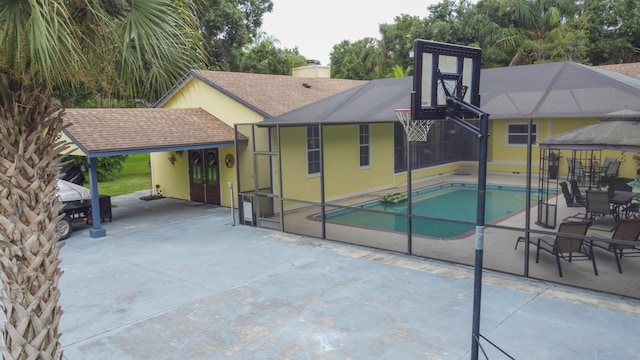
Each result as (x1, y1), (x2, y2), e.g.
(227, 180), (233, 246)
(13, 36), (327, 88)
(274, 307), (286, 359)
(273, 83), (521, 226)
(411, 40), (482, 120)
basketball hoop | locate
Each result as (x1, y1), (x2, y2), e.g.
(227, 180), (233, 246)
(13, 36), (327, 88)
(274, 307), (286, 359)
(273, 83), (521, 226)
(395, 109), (434, 142)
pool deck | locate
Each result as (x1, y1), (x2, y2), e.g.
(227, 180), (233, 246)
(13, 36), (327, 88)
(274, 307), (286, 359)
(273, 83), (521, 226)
(280, 172), (640, 298)
(58, 189), (640, 359)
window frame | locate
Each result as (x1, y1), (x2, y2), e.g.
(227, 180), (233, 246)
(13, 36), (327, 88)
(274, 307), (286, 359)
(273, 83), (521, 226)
(358, 124), (371, 168)
(306, 125), (321, 176)
(506, 122), (537, 146)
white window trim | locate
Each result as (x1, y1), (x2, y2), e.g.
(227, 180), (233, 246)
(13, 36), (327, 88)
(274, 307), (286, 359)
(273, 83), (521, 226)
(506, 122), (537, 147)
(359, 124), (371, 169)
(306, 125), (321, 176)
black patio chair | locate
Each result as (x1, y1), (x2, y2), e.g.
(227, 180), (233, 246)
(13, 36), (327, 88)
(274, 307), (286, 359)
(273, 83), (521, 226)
(560, 181), (584, 208)
(598, 158), (619, 180)
(585, 190), (616, 221)
(567, 157), (586, 185)
(592, 219), (640, 273)
(527, 221), (596, 277)
(569, 179), (586, 205)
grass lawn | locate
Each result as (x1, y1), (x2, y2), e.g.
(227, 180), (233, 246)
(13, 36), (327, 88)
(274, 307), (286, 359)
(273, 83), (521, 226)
(97, 154), (152, 197)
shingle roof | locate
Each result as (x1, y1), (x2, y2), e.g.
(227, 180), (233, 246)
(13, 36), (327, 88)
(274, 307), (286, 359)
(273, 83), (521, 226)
(188, 70), (366, 117)
(597, 63), (640, 79)
(263, 61), (640, 124)
(63, 108), (245, 156)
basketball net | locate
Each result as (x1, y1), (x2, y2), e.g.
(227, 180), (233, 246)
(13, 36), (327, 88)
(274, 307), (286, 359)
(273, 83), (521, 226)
(395, 109), (434, 142)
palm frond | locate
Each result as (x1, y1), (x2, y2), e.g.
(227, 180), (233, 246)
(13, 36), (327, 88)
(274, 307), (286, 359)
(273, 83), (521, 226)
(0, 0), (82, 88)
(111, 0), (205, 100)
(494, 32), (526, 52)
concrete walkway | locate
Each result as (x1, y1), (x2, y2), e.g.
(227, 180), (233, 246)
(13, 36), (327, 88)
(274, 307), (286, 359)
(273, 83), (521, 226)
(58, 192), (640, 359)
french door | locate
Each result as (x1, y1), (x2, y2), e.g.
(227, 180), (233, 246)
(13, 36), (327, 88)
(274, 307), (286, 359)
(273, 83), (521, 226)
(188, 149), (220, 205)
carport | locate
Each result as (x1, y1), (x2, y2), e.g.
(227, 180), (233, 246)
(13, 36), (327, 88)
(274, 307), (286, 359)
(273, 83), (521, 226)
(62, 107), (247, 238)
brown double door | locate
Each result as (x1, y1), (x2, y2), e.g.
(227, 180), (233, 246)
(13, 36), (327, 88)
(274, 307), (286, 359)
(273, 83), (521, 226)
(188, 149), (220, 205)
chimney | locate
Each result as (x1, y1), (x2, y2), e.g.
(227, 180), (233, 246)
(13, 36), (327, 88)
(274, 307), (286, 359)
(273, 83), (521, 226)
(292, 59), (331, 78)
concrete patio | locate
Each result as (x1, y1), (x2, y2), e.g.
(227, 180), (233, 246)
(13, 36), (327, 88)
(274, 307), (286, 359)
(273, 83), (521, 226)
(58, 190), (640, 359)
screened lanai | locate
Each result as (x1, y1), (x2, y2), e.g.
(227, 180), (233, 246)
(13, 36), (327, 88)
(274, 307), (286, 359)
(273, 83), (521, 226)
(237, 61), (640, 299)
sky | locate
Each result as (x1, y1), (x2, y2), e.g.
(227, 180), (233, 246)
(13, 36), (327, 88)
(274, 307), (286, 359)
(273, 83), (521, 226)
(261, 0), (441, 66)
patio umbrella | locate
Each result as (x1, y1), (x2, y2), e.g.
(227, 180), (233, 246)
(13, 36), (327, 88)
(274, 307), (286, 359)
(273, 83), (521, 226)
(627, 176), (640, 193)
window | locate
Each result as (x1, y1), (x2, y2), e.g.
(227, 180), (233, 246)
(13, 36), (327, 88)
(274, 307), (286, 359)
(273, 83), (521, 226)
(359, 124), (370, 167)
(307, 125), (320, 175)
(507, 123), (537, 145)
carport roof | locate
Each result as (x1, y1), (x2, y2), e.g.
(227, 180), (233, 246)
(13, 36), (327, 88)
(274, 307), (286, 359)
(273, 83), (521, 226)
(62, 107), (246, 157)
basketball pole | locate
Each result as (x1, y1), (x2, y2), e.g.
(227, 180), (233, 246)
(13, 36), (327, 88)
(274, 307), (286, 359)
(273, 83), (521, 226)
(444, 97), (489, 360)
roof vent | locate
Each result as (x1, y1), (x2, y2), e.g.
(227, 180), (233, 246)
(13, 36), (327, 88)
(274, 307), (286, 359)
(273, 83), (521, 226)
(302, 83), (312, 89)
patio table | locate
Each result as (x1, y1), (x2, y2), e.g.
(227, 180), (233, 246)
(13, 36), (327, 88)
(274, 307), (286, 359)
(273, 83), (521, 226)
(609, 191), (637, 221)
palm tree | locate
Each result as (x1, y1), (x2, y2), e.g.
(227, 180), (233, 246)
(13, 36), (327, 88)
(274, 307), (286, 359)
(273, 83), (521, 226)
(0, 1), (204, 358)
(480, 0), (565, 65)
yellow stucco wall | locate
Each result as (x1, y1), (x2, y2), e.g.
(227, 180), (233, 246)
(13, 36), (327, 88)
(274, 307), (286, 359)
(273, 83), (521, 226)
(154, 77), (266, 207)
(276, 117), (631, 207)
(151, 147), (240, 205)
(487, 118), (597, 175)
(160, 79), (263, 125)
(150, 151), (189, 198)
(60, 133), (86, 156)
(278, 123), (396, 205)
(392, 162), (461, 186)
(219, 146), (240, 205)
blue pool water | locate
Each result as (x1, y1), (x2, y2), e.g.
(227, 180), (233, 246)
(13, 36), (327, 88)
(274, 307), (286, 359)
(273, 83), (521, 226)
(321, 182), (543, 238)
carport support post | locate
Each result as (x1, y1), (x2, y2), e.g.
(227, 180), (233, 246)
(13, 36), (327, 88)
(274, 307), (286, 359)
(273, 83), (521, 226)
(88, 157), (106, 238)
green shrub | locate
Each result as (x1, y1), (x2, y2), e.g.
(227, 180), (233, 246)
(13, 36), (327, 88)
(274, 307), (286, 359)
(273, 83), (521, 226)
(63, 155), (128, 182)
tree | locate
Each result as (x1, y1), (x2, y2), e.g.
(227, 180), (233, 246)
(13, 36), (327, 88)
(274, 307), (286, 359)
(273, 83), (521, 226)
(197, 0), (274, 71)
(378, 15), (428, 76)
(426, 0), (480, 45)
(330, 38), (383, 80)
(583, 0), (640, 65)
(0, 1), (205, 358)
(239, 31), (307, 74)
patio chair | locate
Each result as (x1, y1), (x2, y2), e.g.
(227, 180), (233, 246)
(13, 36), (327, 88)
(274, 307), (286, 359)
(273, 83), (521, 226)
(591, 219), (640, 273)
(569, 179), (587, 205)
(567, 157), (586, 185)
(560, 181), (584, 208)
(562, 190), (618, 231)
(585, 190), (616, 221)
(598, 161), (620, 184)
(598, 158), (619, 178)
(523, 221), (595, 277)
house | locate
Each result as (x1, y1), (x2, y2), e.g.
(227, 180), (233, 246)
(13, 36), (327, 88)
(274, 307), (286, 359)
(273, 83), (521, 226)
(63, 61), (640, 236)
(61, 71), (363, 236)
(238, 61), (640, 225)
(149, 70), (365, 207)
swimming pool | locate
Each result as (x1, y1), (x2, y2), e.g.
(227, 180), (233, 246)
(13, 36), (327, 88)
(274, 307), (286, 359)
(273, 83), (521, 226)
(321, 182), (543, 238)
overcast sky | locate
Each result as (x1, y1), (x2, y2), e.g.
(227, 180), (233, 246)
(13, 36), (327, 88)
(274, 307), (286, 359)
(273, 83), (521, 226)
(261, 0), (440, 66)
